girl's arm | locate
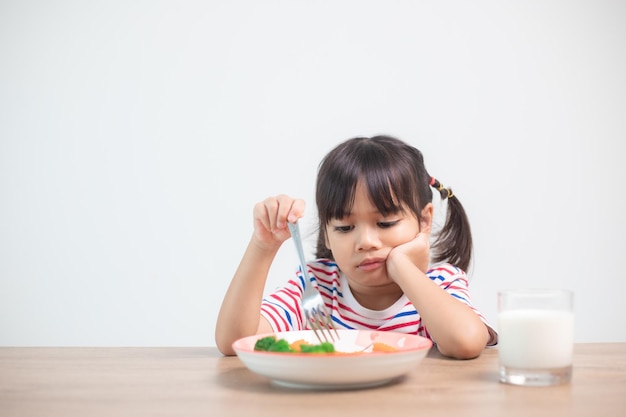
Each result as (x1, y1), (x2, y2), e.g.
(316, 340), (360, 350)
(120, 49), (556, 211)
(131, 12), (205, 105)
(387, 204), (488, 359)
(215, 238), (277, 355)
(214, 195), (304, 355)
(388, 253), (490, 359)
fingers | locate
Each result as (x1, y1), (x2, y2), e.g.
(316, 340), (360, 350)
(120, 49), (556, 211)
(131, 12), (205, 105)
(389, 232), (431, 275)
(253, 195), (305, 235)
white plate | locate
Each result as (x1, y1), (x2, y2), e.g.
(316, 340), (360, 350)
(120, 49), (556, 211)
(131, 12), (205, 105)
(232, 329), (433, 389)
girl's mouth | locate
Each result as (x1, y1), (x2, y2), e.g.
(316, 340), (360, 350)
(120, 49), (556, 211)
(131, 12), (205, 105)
(358, 258), (385, 272)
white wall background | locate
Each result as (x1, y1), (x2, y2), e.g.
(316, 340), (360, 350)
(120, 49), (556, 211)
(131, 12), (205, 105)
(1, 0), (625, 347)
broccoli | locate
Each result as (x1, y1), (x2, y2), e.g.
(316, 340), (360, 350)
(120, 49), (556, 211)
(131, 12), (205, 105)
(254, 336), (279, 351)
(267, 339), (293, 352)
(299, 342), (335, 353)
(253, 336), (335, 353)
(254, 336), (294, 352)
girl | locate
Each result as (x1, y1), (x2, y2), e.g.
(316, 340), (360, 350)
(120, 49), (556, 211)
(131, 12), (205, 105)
(215, 135), (497, 358)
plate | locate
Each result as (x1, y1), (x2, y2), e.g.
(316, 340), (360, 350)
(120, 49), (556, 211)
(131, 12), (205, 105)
(232, 329), (433, 389)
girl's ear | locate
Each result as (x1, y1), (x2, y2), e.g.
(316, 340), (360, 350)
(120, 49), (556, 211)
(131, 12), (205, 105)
(420, 203), (434, 234)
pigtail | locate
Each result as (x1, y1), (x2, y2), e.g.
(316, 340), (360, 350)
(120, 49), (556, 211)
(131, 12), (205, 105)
(429, 177), (473, 272)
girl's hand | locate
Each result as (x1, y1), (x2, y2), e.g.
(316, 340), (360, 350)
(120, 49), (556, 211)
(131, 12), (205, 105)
(387, 205), (433, 275)
(388, 231), (431, 275)
(251, 195), (305, 250)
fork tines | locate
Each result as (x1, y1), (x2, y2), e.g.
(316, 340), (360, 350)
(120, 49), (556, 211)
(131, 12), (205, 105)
(306, 307), (339, 344)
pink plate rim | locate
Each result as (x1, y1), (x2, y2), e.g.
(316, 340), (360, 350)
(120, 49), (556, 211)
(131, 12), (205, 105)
(232, 329), (433, 357)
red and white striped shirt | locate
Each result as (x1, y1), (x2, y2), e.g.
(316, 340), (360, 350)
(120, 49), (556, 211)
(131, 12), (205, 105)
(261, 259), (497, 345)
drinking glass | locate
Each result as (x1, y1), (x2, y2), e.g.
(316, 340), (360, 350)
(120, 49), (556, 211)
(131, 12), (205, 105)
(498, 289), (574, 386)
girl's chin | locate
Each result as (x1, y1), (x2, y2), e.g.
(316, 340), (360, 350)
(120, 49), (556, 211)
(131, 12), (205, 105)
(348, 273), (397, 289)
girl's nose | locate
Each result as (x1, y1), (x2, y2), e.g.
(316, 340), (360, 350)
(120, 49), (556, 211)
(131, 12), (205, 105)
(357, 226), (380, 251)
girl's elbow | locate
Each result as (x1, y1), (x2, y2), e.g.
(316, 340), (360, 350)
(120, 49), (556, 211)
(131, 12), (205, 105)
(215, 332), (237, 356)
(216, 343), (236, 356)
(438, 330), (489, 359)
(462, 341), (486, 359)
(438, 343), (483, 359)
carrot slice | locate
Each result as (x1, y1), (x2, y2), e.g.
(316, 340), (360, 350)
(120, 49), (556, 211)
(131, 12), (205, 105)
(289, 339), (310, 352)
(372, 342), (397, 352)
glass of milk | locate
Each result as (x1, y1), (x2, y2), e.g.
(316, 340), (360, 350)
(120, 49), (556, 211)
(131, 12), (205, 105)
(498, 289), (574, 386)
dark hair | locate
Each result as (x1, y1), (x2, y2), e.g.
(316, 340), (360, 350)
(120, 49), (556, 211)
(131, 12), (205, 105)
(314, 135), (473, 272)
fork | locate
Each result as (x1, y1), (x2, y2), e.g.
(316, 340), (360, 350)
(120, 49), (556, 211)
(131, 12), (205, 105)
(287, 222), (338, 344)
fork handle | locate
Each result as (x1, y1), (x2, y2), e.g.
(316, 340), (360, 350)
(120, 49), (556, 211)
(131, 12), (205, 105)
(287, 222), (309, 282)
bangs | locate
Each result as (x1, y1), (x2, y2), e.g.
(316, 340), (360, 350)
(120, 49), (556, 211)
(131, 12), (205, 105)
(321, 175), (405, 223)
(365, 169), (407, 216)
(317, 145), (412, 224)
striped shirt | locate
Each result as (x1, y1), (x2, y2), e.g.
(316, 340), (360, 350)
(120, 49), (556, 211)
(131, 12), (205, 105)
(261, 258), (497, 345)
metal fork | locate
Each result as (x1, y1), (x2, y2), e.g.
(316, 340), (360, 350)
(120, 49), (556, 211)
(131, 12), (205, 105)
(287, 222), (338, 344)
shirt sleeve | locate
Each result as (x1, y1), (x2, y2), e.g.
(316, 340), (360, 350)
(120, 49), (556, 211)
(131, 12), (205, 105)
(428, 264), (499, 346)
(260, 277), (305, 333)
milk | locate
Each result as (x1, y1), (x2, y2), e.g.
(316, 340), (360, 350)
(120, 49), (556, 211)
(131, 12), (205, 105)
(498, 309), (574, 369)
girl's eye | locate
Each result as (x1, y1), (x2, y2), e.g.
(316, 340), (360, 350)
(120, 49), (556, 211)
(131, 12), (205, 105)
(378, 220), (399, 229)
(333, 225), (353, 233)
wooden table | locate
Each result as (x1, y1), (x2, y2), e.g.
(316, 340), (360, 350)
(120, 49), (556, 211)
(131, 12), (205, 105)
(1, 344), (624, 416)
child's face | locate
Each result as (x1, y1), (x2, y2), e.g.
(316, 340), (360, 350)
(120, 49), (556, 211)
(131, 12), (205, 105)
(324, 181), (422, 288)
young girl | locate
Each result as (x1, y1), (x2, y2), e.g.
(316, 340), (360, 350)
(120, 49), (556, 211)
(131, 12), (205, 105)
(215, 135), (497, 359)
